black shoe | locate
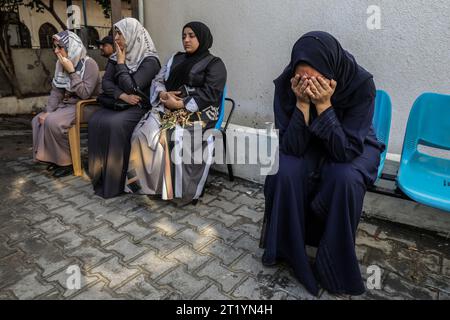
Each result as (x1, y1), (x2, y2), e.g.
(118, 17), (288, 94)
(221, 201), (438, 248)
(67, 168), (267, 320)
(261, 252), (277, 267)
(82, 159), (89, 172)
(53, 166), (73, 178)
(46, 164), (59, 172)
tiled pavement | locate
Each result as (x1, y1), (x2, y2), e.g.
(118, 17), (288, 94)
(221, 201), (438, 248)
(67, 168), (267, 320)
(0, 116), (449, 300)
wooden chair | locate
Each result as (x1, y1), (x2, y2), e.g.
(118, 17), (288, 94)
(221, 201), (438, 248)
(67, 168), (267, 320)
(68, 99), (101, 176)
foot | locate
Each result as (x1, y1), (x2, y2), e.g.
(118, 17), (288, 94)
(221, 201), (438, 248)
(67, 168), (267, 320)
(34, 162), (50, 170)
(52, 166), (73, 178)
(82, 159), (89, 172)
(46, 164), (59, 172)
(261, 252), (278, 267)
(172, 198), (194, 207)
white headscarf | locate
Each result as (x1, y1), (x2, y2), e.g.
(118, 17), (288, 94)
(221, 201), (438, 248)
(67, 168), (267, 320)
(52, 30), (89, 92)
(110, 17), (159, 73)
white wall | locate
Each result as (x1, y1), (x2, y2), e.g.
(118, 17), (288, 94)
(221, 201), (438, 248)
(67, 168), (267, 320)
(143, 0), (450, 155)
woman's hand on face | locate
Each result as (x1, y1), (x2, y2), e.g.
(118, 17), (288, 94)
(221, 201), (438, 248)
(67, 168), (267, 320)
(56, 53), (75, 73)
(38, 112), (49, 125)
(120, 93), (141, 105)
(116, 41), (126, 64)
(306, 77), (337, 115)
(291, 75), (310, 105)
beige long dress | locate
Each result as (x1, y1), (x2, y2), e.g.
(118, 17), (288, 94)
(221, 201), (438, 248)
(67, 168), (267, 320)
(31, 58), (100, 166)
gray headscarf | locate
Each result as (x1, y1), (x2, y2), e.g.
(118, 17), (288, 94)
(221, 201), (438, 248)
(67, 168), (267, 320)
(110, 17), (159, 73)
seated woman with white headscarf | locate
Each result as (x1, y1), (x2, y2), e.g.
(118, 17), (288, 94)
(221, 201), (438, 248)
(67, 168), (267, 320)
(88, 17), (161, 199)
(32, 30), (100, 178)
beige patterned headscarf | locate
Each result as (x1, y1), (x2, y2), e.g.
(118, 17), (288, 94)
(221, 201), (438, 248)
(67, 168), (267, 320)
(110, 17), (159, 73)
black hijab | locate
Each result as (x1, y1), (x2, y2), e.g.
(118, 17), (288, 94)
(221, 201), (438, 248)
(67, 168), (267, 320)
(274, 31), (373, 111)
(165, 21), (213, 91)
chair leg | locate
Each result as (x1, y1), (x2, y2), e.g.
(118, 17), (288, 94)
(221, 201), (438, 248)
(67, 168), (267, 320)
(200, 186), (206, 197)
(192, 182), (207, 206)
(227, 164), (234, 182)
(221, 129), (234, 181)
(68, 125), (82, 177)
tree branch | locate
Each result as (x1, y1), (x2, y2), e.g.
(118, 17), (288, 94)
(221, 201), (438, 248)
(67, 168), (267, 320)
(35, 0), (66, 30)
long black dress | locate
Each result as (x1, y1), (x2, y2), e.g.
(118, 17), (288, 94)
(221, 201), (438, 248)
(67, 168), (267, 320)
(88, 56), (160, 199)
(261, 32), (385, 296)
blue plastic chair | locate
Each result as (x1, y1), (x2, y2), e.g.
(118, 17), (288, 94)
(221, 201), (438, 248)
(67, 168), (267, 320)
(215, 86), (228, 129)
(214, 86), (235, 181)
(198, 85), (235, 186)
(397, 93), (450, 212)
(373, 90), (392, 179)
(192, 86), (235, 204)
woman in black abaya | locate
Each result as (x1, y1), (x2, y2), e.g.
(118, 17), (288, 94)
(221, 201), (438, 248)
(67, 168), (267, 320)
(88, 18), (160, 199)
(262, 31), (385, 296)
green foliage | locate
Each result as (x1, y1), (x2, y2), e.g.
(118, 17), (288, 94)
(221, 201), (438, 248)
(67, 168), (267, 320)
(95, 0), (111, 19)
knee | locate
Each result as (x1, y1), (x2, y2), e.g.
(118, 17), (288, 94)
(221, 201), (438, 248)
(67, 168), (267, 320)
(31, 114), (40, 128)
(100, 113), (124, 133)
(44, 114), (62, 134)
(88, 109), (101, 127)
(275, 153), (307, 182)
(323, 163), (362, 187)
(131, 128), (145, 145)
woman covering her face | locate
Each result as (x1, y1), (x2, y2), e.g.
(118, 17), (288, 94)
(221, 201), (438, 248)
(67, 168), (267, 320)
(31, 30), (100, 177)
(261, 31), (385, 296)
(88, 17), (161, 199)
(125, 21), (227, 204)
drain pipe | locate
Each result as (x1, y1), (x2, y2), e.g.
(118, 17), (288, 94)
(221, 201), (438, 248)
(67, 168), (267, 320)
(138, 0), (145, 25)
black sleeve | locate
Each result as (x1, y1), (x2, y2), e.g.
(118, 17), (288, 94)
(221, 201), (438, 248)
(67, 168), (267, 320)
(184, 57), (227, 111)
(276, 103), (312, 157)
(309, 78), (376, 163)
(101, 61), (124, 100)
(115, 57), (161, 95)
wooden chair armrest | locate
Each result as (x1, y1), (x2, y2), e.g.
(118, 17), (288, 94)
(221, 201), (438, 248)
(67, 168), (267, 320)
(75, 98), (99, 128)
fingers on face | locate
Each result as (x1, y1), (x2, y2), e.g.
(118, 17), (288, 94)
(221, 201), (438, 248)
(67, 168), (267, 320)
(293, 74), (305, 87)
(317, 77), (331, 91)
(330, 79), (338, 89)
(292, 75), (310, 95)
(305, 86), (315, 99)
(311, 78), (325, 94)
(300, 79), (309, 92)
(308, 80), (319, 96)
(291, 77), (298, 90)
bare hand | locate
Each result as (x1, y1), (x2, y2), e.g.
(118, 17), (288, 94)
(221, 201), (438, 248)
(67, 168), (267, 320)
(120, 94), (141, 105)
(159, 91), (169, 100)
(305, 77), (337, 115)
(291, 75), (310, 105)
(116, 41), (126, 64)
(160, 92), (184, 110)
(56, 53), (75, 73)
(159, 91), (182, 101)
(38, 112), (49, 125)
